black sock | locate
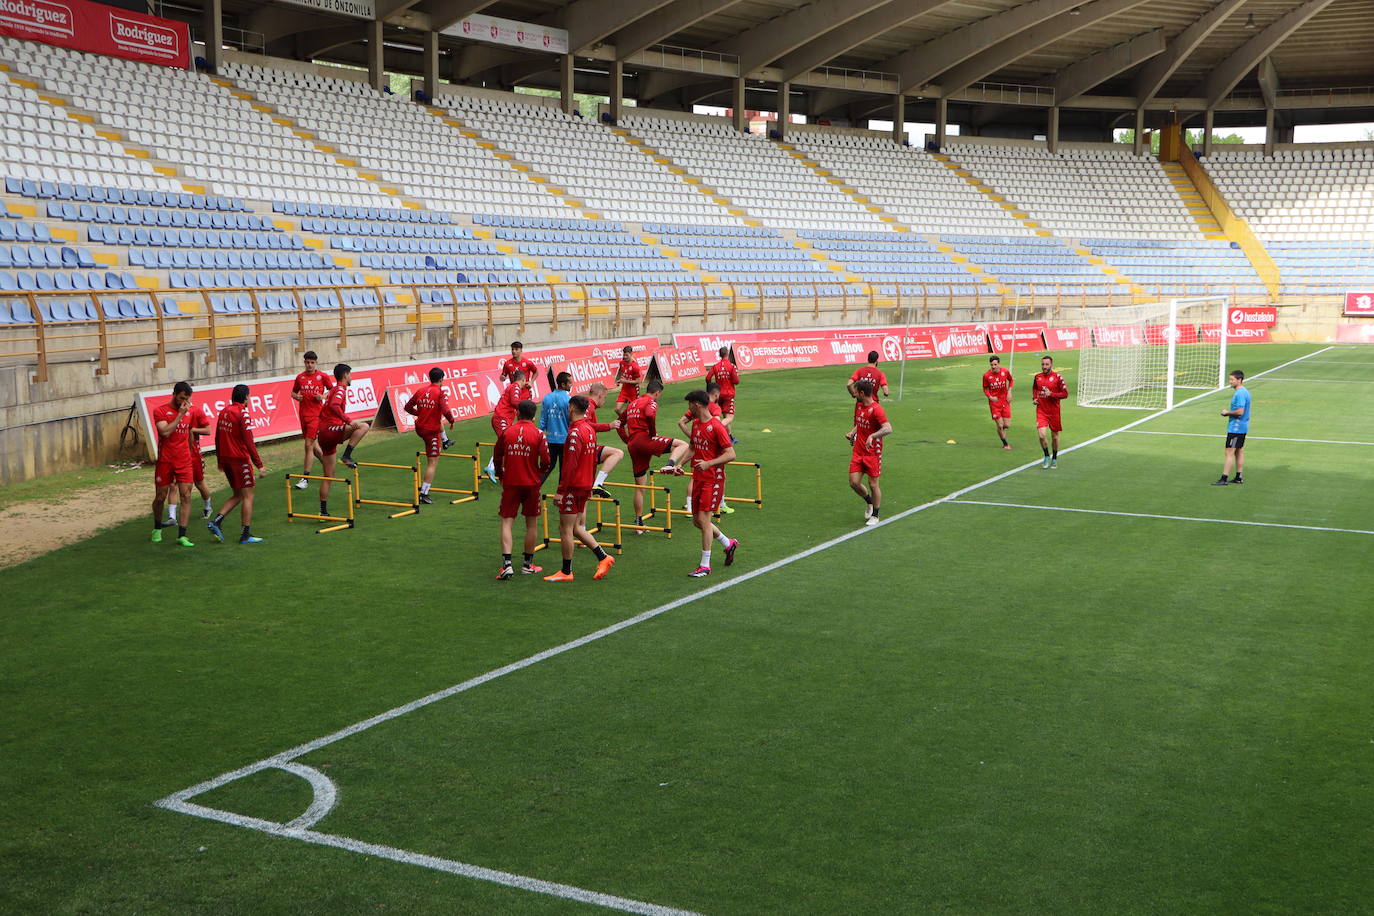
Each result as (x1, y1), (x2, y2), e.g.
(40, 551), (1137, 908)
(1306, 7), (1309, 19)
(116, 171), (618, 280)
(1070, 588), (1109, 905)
(562, 558), (572, 574)
(241, 526), (251, 539)
(592, 546), (608, 561)
(154, 520), (164, 530)
(871, 509), (880, 519)
(213, 513), (225, 526)
(320, 501), (328, 515)
(1042, 446), (1050, 457)
(502, 553), (512, 565)
(1052, 450), (1058, 459)
(862, 491), (872, 504)
(178, 526), (187, 538)
(342, 444), (354, 460)
(998, 433), (1007, 445)
(523, 553), (534, 565)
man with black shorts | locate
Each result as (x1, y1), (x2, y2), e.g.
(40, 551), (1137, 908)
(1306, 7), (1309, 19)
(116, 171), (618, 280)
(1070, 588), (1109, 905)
(538, 371), (573, 484)
(495, 400), (551, 578)
(1213, 370), (1251, 486)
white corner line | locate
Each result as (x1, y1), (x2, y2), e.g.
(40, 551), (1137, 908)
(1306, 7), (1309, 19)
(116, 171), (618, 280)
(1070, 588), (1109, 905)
(949, 499), (1374, 537)
(277, 762), (339, 831)
(152, 345), (1337, 910)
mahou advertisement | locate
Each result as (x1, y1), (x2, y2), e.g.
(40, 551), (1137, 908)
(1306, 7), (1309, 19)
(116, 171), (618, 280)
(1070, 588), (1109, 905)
(0, 0), (190, 68)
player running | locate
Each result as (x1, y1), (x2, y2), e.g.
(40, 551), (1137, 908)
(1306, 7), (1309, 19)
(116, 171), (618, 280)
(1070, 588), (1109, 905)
(316, 363), (371, 518)
(207, 384), (266, 544)
(982, 354), (1015, 449)
(623, 380), (689, 531)
(404, 368), (459, 505)
(682, 388), (739, 578)
(486, 369), (531, 483)
(494, 399), (551, 578)
(846, 350), (890, 400)
(1032, 355), (1069, 469)
(150, 381), (200, 547)
(583, 382), (623, 498)
(1213, 370), (1250, 486)
(291, 351), (334, 489)
(705, 347), (740, 439)
(538, 371), (573, 484)
(545, 395), (616, 582)
(847, 379), (892, 527)
(613, 345), (642, 418)
(166, 398), (213, 525)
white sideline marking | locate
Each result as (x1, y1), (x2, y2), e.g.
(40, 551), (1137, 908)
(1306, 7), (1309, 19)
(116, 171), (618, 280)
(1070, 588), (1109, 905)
(154, 345), (1336, 913)
(1125, 430), (1374, 447)
(1251, 377), (1374, 383)
(950, 499), (1374, 537)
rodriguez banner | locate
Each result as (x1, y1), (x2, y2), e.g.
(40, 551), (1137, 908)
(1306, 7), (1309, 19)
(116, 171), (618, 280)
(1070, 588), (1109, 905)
(0, 0), (191, 69)
(136, 336), (657, 459)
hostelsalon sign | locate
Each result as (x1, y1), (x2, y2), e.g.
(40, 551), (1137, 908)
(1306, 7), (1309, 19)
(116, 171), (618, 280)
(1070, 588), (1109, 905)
(0, 0), (190, 68)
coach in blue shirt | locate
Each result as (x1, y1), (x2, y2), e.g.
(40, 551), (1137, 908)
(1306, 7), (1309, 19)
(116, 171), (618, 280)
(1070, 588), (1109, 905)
(1213, 369), (1251, 486)
(538, 371), (573, 483)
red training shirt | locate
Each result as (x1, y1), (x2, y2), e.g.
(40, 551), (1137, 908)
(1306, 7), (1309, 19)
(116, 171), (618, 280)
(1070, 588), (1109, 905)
(852, 400), (889, 458)
(152, 401), (193, 463)
(500, 357), (539, 385)
(706, 359), (739, 395)
(983, 367), (1014, 402)
(320, 383), (350, 428)
(1032, 370), (1069, 409)
(292, 370), (334, 419)
(850, 366), (888, 399)
(584, 402), (615, 434)
(689, 416), (733, 482)
(404, 383), (457, 433)
(559, 417), (599, 489)
(494, 420), (551, 487)
(494, 382), (530, 424)
(215, 402), (263, 467)
(682, 402), (723, 424)
(623, 393), (658, 440)
(189, 402), (212, 454)
(616, 358), (642, 401)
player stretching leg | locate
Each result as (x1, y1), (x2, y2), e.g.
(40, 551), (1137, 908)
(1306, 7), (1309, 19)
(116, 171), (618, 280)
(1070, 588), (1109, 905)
(1032, 355), (1069, 469)
(208, 384), (266, 544)
(584, 382), (623, 498)
(291, 351), (334, 489)
(624, 380), (689, 531)
(846, 380), (892, 526)
(150, 381), (198, 547)
(315, 363), (371, 517)
(166, 398), (213, 525)
(1213, 370), (1251, 486)
(405, 368), (458, 504)
(683, 389), (738, 577)
(494, 400), (551, 578)
(545, 395), (616, 582)
(982, 355), (1014, 449)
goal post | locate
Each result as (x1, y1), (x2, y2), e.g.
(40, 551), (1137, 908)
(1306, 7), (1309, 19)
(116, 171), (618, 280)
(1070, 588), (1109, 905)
(1069, 296), (1228, 411)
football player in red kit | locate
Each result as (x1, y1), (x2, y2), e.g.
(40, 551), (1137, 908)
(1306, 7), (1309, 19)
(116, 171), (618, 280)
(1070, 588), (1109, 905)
(846, 350), (890, 400)
(150, 380), (201, 547)
(494, 399), (551, 579)
(315, 363), (371, 518)
(486, 369), (532, 482)
(622, 379), (689, 529)
(499, 341), (539, 388)
(582, 382), (623, 498)
(207, 384), (266, 545)
(291, 350), (333, 488)
(545, 395), (616, 582)
(1032, 355), (1069, 468)
(982, 355), (1014, 449)
(165, 398), (214, 525)
(682, 389), (739, 578)
(405, 367), (459, 504)
(705, 347), (740, 421)
(847, 379), (892, 527)
(675, 382), (732, 515)
(613, 345), (642, 417)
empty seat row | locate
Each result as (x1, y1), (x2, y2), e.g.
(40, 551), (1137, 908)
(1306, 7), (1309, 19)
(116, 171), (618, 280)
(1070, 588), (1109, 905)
(0, 244), (95, 268)
(130, 249), (328, 270)
(89, 225), (299, 249)
(5, 177), (245, 210)
(49, 201), (274, 231)
(1, 270), (137, 291)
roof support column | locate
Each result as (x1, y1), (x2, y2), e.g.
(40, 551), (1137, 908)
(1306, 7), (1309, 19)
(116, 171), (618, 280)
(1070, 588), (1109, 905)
(1202, 108), (1214, 157)
(776, 81), (791, 139)
(609, 59), (624, 122)
(892, 91), (905, 145)
(423, 30), (439, 99)
(1264, 106), (1275, 157)
(1047, 105), (1060, 154)
(1132, 107), (1144, 155)
(731, 77), (746, 132)
(201, 0), (223, 70)
(560, 53), (575, 115)
(934, 96), (947, 150)
(366, 18), (385, 92)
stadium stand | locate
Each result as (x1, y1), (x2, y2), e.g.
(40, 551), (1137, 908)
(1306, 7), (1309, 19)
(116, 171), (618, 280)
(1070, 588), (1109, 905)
(1205, 148), (1374, 242)
(646, 222), (845, 297)
(793, 230), (987, 298)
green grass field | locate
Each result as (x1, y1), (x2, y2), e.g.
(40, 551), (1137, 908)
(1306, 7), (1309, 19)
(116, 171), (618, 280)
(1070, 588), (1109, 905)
(5, 342), (1373, 914)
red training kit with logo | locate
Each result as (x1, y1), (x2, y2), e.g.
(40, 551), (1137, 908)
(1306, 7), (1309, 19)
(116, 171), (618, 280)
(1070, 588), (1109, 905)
(292, 370), (334, 419)
(404, 383), (457, 433)
(616, 358), (642, 402)
(849, 366), (888, 398)
(706, 359), (739, 395)
(494, 420), (551, 487)
(153, 401), (193, 464)
(560, 418), (600, 490)
(500, 357), (539, 385)
(216, 402), (263, 466)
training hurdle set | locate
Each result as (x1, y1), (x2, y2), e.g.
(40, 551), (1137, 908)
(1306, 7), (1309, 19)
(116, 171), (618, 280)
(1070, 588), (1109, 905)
(724, 461), (764, 510)
(607, 480), (679, 537)
(284, 474), (355, 534)
(422, 451), (481, 505)
(353, 460), (421, 518)
(539, 493), (624, 555)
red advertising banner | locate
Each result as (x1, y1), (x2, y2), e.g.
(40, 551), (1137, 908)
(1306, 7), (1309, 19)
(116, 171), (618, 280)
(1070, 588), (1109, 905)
(0, 0), (191, 69)
(988, 322), (1048, 353)
(648, 346), (709, 385)
(1043, 327), (1088, 350)
(1343, 292), (1374, 317)
(1144, 323), (1199, 345)
(1093, 325), (1146, 348)
(136, 336), (657, 459)
(672, 324), (990, 371)
(1228, 306), (1277, 327)
(1336, 323), (1374, 343)
(386, 373), (501, 433)
(1198, 323), (1271, 343)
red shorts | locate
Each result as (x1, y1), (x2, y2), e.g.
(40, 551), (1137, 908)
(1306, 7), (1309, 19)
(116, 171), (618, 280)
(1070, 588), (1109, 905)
(300, 414), (321, 440)
(491, 415), (511, 436)
(317, 424), (349, 456)
(989, 399), (1011, 420)
(1035, 407), (1062, 432)
(154, 456), (192, 487)
(417, 428), (443, 458)
(849, 454), (882, 478)
(690, 475), (725, 514)
(615, 392), (635, 406)
(554, 486), (592, 516)
(191, 450), (206, 483)
(220, 458), (256, 489)
(499, 484), (542, 518)
(717, 394), (735, 415)
(629, 435), (674, 477)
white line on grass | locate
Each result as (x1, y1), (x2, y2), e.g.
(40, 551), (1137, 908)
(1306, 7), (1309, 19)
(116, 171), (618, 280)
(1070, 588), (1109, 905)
(949, 499), (1374, 536)
(1124, 430), (1374, 447)
(154, 345), (1337, 913)
(1250, 377), (1374, 383)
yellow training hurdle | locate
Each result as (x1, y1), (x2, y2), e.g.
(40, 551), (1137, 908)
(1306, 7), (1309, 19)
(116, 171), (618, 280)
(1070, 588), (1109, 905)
(424, 451), (481, 505)
(353, 461), (420, 518)
(724, 461), (764, 508)
(541, 492), (624, 555)
(284, 473), (355, 533)
(606, 480), (677, 537)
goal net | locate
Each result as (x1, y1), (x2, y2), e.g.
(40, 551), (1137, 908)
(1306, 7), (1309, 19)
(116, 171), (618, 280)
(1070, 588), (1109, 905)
(1070, 296), (1228, 410)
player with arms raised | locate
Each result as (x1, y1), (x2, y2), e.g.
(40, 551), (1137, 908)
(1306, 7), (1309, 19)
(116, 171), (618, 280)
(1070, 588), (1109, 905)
(982, 355), (1014, 449)
(494, 400), (551, 578)
(207, 384), (266, 545)
(1032, 355), (1069, 468)
(291, 351), (333, 489)
(545, 395), (616, 582)
(847, 379), (892, 527)
(847, 350), (890, 400)
(682, 389), (739, 578)
(405, 368), (458, 505)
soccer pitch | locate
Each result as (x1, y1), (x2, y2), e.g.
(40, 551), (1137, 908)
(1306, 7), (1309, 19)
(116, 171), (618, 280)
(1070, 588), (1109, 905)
(4, 343), (1373, 913)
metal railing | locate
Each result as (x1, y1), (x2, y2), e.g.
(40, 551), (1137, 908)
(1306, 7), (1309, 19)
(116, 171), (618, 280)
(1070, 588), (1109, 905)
(0, 277), (1337, 382)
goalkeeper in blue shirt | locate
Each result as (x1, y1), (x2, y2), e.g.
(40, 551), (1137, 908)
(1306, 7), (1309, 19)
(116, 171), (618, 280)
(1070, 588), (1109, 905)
(1213, 370), (1251, 486)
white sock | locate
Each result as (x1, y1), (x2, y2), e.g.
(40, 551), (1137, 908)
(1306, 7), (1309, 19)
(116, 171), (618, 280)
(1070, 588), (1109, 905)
(715, 532), (731, 547)
(700, 550), (712, 567)
(594, 470), (607, 487)
(420, 482), (430, 494)
(685, 497), (692, 511)
(203, 499), (212, 511)
(166, 506), (177, 521)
